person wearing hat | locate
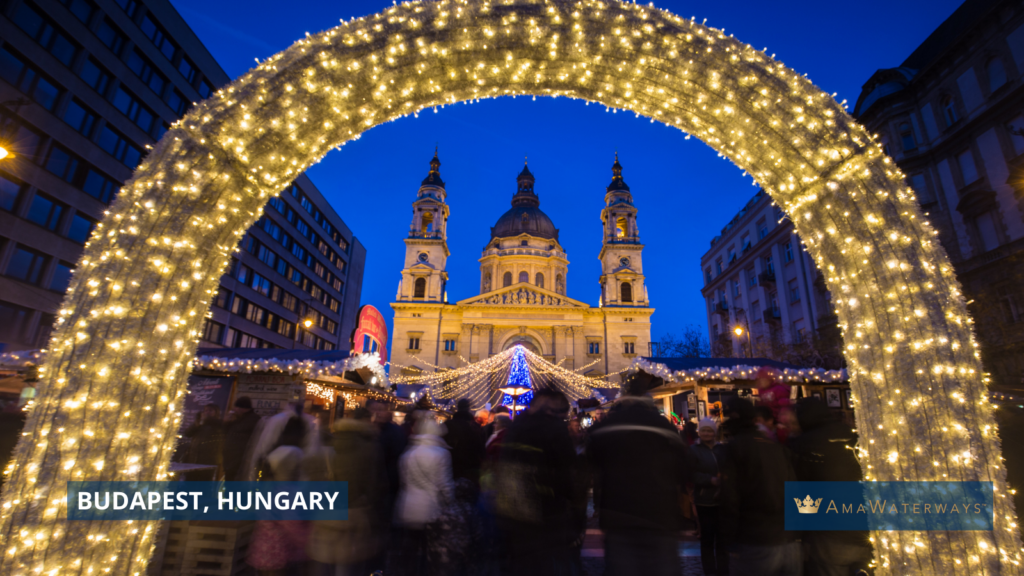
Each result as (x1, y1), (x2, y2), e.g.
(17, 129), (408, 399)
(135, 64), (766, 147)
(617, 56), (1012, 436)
(222, 396), (262, 481)
(692, 417), (729, 576)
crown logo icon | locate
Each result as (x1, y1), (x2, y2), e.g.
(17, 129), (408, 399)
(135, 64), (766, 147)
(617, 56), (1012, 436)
(794, 495), (823, 514)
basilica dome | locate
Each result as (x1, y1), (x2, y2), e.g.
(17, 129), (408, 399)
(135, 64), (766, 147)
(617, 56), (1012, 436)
(490, 164), (559, 241)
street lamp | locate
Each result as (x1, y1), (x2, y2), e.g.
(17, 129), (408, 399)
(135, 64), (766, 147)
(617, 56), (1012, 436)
(0, 146), (11, 161)
(734, 325), (752, 358)
(497, 385), (531, 416)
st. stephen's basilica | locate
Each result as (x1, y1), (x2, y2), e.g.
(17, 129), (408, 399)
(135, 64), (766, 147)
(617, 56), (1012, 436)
(390, 153), (654, 381)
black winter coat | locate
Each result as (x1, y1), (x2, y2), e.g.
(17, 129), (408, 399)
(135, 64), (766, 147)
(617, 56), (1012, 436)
(222, 411), (261, 480)
(719, 424), (796, 546)
(692, 441), (728, 507)
(444, 410), (485, 484)
(587, 396), (693, 533)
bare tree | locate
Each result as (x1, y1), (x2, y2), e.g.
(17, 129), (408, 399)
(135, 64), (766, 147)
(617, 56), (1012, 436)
(654, 325), (712, 358)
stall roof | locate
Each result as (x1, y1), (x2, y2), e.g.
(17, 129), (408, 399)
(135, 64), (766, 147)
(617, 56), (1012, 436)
(195, 348), (353, 361)
(637, 357), (847, 384)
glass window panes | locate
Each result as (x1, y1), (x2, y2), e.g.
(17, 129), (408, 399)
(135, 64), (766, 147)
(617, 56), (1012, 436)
(59, 0), (96, 23)
(959, 150), (979, 185)
(82, 168), (118, 204)
(12, 2), (79, 67)
(126, 49), (166, 96)
(6, 246), (47, 284)
(95, 18), (126, 55)
(78, 58), (111, 96)
(112, 86), (155, 133)
(67, 212), (95, 243)
(27, 193), (63, 231)
(140, 15), (176, 60)
(63, 99), (97, 137)
(45, 145), (79, 183)
(0, 174), (23, 211)
(49, 261), (73, 292)
(98, 126), (142, 168)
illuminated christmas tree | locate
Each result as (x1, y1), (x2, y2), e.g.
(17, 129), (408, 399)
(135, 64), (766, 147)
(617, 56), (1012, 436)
(500, 345), (533, 412)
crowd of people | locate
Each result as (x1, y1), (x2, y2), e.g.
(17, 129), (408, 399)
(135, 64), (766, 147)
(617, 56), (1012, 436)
(172, 366), (870, 576)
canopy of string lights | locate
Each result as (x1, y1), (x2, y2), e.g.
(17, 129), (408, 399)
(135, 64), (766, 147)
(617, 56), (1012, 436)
(0, 0), (1018, 574)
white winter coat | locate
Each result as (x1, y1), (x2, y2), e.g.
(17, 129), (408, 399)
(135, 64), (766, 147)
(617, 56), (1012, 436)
(394, 431), (454, 528)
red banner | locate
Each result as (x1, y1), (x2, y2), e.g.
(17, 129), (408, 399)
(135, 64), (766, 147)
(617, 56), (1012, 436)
(351, 305), (388, 365)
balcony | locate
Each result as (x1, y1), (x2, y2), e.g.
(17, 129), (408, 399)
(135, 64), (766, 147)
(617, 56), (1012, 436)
(712, 301), (729, 317)
(758, 270), (776, 285)
(764, 308), (782, 324)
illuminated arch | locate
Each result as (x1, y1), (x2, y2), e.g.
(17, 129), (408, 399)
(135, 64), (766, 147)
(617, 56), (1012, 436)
(0, 0), (1017, 573)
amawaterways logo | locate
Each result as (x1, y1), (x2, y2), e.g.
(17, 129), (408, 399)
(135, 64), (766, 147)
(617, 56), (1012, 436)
(785, 482), (994, 531)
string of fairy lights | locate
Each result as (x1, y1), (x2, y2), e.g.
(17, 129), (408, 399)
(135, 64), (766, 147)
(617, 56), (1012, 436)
(0, 0), (1016, 573)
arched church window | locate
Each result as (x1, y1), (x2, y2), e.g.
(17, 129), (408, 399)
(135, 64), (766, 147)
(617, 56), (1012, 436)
(616, 216), (627, 238)
(621, 282), (633, 303)
(414, 278), (426, 298)
(535, 273), (544, 289)
(503, 272), (512, 287)
(421, 212), (434, 234)
(519, 271), (529, 284)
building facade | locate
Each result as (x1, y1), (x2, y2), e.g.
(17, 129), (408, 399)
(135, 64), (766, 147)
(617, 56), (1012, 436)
(699, 189), (834, 361)
(0, 0), (365, 352)
(853, 0), (1024, 388)
(390, 154), (653, 380)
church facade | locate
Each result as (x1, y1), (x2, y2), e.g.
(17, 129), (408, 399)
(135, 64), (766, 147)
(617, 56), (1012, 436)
(389, 153), (654, 381)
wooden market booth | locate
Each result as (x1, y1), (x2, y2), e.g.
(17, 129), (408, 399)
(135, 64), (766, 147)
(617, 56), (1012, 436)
(635, 357), (852, 426)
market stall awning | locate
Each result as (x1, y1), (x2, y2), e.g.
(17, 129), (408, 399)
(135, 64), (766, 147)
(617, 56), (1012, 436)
(192, 347), (388, 388)
(636, 357), (847, 387)
(195, 348), (354, 362)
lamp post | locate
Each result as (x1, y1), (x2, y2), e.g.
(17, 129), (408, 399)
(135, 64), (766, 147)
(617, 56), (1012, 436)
(734, 324), (752, 358)
(0, 98), (31, 162)
(497, 385), (531, 416)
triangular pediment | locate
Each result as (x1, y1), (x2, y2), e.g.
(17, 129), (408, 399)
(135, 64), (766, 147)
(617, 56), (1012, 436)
(458, 282), (588, 308)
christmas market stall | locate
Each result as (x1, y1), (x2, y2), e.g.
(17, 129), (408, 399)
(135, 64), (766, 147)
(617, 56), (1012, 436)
(633, 357), (850, 425)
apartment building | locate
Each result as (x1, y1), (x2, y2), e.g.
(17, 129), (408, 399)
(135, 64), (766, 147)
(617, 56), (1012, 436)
(699, 189), (833, 360)
(0, 0), (365, 352)
(854, 0), (1024, 387)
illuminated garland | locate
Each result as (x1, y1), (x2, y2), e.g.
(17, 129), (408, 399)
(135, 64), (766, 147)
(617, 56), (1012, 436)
(0, 0), (1016, 573)
(634, 357), (847, 384)
(193, 351), (388, 386)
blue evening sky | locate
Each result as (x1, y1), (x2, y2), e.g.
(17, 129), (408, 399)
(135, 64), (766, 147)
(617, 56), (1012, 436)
(170, 0), (963, 346)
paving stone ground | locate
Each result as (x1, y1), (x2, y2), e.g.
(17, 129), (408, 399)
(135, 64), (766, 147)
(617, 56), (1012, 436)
(579, 500), (706, 575)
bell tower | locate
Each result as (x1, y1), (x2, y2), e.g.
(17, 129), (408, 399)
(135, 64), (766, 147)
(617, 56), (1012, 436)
(598, 154), (649, 307)
(397, 150), (450, 302)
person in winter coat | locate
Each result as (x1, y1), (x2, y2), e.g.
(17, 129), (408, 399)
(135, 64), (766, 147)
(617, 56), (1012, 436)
(246, 417), (311, 575)
(587, 374), (693, 576)
(719, 397), (800, 576)
(754, 367), (794, 443)
(788, 397), (871, 576)
(391, 412), (455, 576)
(496, 388), (580, 576)
(692, 418), (729, 576)
(222, 396), (261, 481)
(183, 404), (223, 469)
(306, 408), (386, 576)
(444, 398), (486, 486)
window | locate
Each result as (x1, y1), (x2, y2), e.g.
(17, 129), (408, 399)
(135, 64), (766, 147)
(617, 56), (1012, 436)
(165, 89), (189, 116)
(535, 273), (544, 289)
(503, 271), (512, 287)
(95, 18), (126, 56)
(201, 319), (224, 344)
(793, 320), (806, 344)
(988, 58), (1007, 93)
(770, 293), (779, 313)
(78, 58), (112, 96)
(414, 277), (426, 298)
(958, 149), (979, 185)
(0, 48), (62, 111)
(910, 173), (934, 205)
(588, 342), (601, 355)
(783, 241), (794, 263)
(518, 271), (529, 284)
(715, 259), (722, 274)
(0, 301), (33, 345)
(747, 267), (757, 288)
(58, 0), (96, 23)
(899, 122), (916, 151)
(213, 287), (232, 309)
(624, 342), (635, 354)
(198, 79), (214, 99)
(732, 280), (740, 298)
(237, 332), (261, 348)
(975, 211), (1001, 252)
(444, 339), (457, 352)
(705, 268), (712, 284)
(758, 220), (768, 239)
(244, 302), (266, 325)
(140, 14), (177, 61)
(12, 3), (79, 67)
(6, 246), (47, 284)
(409, 337), (421, 350)
(621, 282), (633, 303)
(126, 49), (166, 96)
(235, 262), (251, 284)
(421, 211), (433, 234)
(82, 168), (118, 204)
(250, 273), (271, 297)
(45, 145), (79, 183)
(0, 174), (24, 212)
(27, 193), (63, 231)
(765, 254), (774, 275)
(112, 0), (139, 18)
(788, 279), (800, 303)
(998, 284), (1020, 324)
(67, 212), (95, 243)
(50, 260), (73, 293)
(257, 244), (276, 267)
(63, 99), (97, 137)
(615, 216), (627, 237)
(281, 291), (297, 312)
(112, 86), (156, 133)
(178, 57), (197, 83)
(277, 318), (295, 338)
(97, 126), (142, 168)
(942, 95), (958, 126)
